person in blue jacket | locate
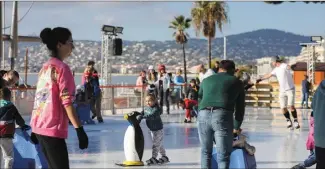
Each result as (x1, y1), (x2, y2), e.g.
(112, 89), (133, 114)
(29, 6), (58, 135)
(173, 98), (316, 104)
(311, 80), (325, 169)
(301, 75), (311, 108)
(84, 71), (102, 123)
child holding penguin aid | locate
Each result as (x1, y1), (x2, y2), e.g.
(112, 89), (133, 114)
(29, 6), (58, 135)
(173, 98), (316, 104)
(137, 94), (170, 165)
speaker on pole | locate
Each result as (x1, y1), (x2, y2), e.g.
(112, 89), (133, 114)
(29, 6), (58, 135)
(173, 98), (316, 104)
(113, 38), (122, 56)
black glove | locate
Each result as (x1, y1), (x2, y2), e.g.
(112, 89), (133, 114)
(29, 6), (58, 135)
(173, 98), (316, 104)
(75, 126), (88, 150)
(30, 132), (39, 145)
(21, 125), (31, 131)
(136, 115), (143, 122)
(256, 79), (262, 84)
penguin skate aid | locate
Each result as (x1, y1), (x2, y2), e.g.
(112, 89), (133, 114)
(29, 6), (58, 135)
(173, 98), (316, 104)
(115, 96), (169, 167)
(115, 111), (145, 167)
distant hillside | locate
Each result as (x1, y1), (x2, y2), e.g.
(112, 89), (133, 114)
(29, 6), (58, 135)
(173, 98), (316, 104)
(3, 29), (310, 72)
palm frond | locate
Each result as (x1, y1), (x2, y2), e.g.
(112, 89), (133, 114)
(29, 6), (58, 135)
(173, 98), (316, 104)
(168, 25), (177, 29)
(191, 1), (228, 38)
(191, 7), (204, 37)
(169, 15), (191, 44)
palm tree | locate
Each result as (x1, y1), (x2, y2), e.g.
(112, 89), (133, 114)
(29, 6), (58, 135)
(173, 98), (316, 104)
(169, 15), (191, 91)
(191, 1), (229, 68)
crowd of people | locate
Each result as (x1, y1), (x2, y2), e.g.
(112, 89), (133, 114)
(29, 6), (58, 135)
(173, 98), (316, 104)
(0, 26), (323, 169)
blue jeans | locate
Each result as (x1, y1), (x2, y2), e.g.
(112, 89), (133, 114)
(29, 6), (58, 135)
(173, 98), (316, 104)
(197, 109), (233, 169)
(301, 92), (309, 107)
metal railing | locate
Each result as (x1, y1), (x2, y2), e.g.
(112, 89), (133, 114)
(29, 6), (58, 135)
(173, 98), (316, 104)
(10, 83), (314, 116)
(10, 84), (185, 115)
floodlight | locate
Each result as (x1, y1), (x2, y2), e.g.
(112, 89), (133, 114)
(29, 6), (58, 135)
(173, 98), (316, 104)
(311, 36), (323, 42)
(102, 25), (115, 33)
(299, 43), (307, 47)
(300, 42), (321, 47)
(115, 27), (124, 34)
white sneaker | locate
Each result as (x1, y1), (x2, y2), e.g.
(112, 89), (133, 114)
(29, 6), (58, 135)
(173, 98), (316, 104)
(293, 121), (300, 129)
(287, 121), (292, 128)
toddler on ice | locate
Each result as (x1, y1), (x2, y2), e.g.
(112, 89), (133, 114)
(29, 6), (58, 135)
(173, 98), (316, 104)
(137, 95), (169, 165)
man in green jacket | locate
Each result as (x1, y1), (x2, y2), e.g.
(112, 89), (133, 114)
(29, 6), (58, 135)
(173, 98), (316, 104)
(197, 60), (245, 169)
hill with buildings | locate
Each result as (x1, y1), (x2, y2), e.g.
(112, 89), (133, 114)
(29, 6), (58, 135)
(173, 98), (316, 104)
(3, 29), (310, 73)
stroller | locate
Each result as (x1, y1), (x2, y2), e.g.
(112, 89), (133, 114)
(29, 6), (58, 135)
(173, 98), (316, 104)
(73, 85), (95, 124)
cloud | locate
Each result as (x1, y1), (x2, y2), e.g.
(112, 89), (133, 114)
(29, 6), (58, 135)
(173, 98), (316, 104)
(94, 15), (115, 25)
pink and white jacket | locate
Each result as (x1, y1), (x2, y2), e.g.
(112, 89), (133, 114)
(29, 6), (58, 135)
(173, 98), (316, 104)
(30, 57), (75, 139)
(306, 117), (315, 150)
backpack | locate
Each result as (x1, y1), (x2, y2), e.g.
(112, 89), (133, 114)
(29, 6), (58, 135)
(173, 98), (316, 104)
(84, 82), (94, 99)
(90, 78), (101, 97)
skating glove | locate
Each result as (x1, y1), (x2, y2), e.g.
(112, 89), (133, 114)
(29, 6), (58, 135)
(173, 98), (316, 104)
(21, 124), (31, 131)
(136, 115), (143, 122)
(30, 132), (39, 145)
(75, 126), (88, 150)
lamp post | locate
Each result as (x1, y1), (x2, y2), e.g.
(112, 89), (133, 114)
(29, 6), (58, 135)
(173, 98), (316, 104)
(100, 25), (123, 115)
(100, 25), (123, 85)
(300, 36), (323, 84)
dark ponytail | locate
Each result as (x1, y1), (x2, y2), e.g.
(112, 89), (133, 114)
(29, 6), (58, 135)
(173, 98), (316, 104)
(40, 27), (72, 57)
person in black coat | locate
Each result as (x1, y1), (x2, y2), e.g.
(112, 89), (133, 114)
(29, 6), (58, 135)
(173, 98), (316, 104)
(186, 79), (200, 101)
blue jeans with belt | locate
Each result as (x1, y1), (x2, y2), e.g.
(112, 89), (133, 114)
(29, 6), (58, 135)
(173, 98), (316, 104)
(197, 108), (234, 169)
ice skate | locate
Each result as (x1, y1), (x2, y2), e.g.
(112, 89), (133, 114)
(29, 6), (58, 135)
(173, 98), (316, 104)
(158, 156), (170, 164)
(146, 157), (159, 166)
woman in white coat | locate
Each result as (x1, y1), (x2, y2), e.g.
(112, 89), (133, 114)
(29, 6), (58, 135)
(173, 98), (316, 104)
(156, 64), (171, 114)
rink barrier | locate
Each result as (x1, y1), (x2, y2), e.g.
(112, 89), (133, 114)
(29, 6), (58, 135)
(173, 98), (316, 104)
(211, 147), (257, 169)
(73, 103), (95, 125)
(9, 83), (316, 116)
(13, 128), (48, 169)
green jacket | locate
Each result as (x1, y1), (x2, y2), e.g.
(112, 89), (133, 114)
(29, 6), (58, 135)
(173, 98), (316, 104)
(142, 104), (163, 131)
(198, 72), (245, 130)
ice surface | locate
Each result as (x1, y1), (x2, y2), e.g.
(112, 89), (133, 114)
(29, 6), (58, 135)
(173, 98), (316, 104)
(29, 108), (316, 168)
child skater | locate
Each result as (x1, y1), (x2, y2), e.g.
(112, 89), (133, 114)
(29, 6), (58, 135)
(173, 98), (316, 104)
(178, 98), (198, 123)
(138, 94), (169, 165)
(291, 111), (316, 169)
(0, 87), (31, 168)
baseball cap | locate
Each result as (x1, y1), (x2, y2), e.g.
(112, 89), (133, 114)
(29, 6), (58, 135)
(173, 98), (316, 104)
(271, 55), (281, 62)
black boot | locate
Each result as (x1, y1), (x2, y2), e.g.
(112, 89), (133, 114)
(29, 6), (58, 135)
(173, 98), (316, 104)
(98, 117), (104, 123)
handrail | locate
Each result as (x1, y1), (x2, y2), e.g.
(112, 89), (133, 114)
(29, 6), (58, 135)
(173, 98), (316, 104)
(9, 83), (188, 90)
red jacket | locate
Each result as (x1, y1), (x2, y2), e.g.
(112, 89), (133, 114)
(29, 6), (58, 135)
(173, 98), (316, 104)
(184, 99), (198, 115)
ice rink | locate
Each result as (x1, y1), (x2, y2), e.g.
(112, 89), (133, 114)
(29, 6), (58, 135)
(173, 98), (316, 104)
(43, 108), (314, 168)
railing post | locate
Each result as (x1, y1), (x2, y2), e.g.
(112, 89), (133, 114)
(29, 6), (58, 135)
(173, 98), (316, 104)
(111, 87), (115, 115)
(141, 84), (144, 112)
(127, 94), (130, 108)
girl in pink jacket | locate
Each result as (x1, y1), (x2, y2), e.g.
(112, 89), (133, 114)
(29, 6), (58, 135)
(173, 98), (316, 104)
(291, 111), (316, 169)
(30, 27), (88, 169)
